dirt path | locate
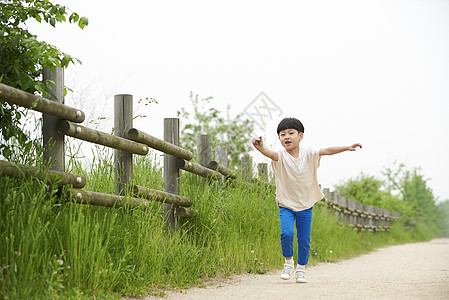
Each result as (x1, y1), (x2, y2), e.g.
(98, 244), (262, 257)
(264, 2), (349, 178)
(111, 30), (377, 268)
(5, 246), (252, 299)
(143, 239), (449, 299)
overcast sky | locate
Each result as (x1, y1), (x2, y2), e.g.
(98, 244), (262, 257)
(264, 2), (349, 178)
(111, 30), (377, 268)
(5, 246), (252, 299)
(28, 0), (449, 201)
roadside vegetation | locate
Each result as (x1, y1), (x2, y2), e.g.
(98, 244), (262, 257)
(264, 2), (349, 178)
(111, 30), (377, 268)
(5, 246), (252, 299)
(1, 146), (447, 299)
(335, 162), (446, 238)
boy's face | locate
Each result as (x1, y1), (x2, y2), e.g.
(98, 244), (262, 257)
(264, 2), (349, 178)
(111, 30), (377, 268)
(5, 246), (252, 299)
(278, 128), (303, 151)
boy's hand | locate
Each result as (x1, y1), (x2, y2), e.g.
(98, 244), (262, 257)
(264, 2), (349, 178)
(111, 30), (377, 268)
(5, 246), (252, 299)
(252, 136), (279, 161)
(252, 136), (264, 150)
(348, 143), (362, 151)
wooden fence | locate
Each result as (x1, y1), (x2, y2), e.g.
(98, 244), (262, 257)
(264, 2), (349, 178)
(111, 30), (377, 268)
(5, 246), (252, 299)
(0, 67), (400, 231)
(320, 188), (400, 232)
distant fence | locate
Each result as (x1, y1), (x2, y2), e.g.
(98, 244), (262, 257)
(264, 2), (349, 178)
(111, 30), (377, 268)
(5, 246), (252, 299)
(0, 66), (400, 231)
(320, 188), (400, 232)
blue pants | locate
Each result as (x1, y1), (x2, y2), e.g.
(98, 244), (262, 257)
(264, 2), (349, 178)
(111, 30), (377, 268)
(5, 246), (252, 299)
(279, 206), (313, 265)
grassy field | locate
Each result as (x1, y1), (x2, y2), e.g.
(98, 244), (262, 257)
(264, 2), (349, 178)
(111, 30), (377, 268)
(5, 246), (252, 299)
(0, 151), (436, 299)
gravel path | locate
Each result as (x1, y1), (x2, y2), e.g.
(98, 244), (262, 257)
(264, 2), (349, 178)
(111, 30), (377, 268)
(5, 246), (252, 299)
(142, 239), (449, 299)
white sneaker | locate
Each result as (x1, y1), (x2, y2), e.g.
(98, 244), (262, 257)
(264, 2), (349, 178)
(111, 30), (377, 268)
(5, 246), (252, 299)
(280, 263), (294, 280)
(295, 269), (306, 283)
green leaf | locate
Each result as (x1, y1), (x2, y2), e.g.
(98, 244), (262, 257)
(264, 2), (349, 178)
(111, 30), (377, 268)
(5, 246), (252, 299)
(69, 12), (79, 23)
(2, 147), (12, 160)
(11, 35), (19, 46)
(25, 141), (32, 153)
(78, 17), (88, 29)
(50, 6), (58, 15)
(34, 13), (42, 23)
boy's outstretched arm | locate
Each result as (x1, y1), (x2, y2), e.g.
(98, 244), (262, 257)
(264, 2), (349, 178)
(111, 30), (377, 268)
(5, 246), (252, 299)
(319, 143), (362, 156)
(252, 136), (279, 161)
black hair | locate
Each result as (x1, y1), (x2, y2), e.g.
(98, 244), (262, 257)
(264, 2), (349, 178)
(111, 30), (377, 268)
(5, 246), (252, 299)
(277, 117), (304, 135)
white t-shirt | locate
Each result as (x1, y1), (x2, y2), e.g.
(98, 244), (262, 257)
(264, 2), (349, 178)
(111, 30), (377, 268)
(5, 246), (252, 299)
(271, 147), (324, 211)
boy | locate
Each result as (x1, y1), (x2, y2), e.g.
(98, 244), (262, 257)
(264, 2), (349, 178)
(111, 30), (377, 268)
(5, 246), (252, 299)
(252, 117), (362, 283)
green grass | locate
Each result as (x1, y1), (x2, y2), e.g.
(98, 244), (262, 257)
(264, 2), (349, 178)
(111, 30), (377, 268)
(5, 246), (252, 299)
(0, 151), (437, 299)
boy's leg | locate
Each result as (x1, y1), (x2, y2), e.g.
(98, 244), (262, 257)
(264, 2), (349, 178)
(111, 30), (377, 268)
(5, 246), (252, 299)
(279, 207), (295, 259)
(295, 207), (313, 266)
(279, 207), (295, 280)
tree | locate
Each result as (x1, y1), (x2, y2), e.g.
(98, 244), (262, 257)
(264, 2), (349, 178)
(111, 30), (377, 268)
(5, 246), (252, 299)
(0, 0), (88, 161)
(177, 92), (254, 169)
(381, 160), (405, 195)
(437, 200), (449, 237)
(336, 164), (445, 235)
(334, 172), (413, 220)
(400, 168), (444, 235)
(335, 173), (384, 206)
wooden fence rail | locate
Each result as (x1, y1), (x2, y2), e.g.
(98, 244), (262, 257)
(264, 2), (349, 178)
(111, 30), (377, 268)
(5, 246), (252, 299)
(177, 159), (222, 181)
(128, 128), (193, 160)
(71, 189), (149, 209)
(0, 67), (400, 231)
(208, 161), (237, 179)
(0, 160), (86, 188)
(58, 120), (149, 155)
(133, 185), (193, 207)
(0, 83), (85, 123)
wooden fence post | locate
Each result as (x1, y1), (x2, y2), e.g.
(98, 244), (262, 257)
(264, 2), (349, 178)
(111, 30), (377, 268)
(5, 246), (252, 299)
(197, 135), (211, 183)
(355, 201), (364, 231)
(164, 118), (180, 230)
(215, 146), (227, 181)
(322, 188), (330, 201)
(114, 94), (133, 196)
(197, 135), (211, 167)
(43, 66), (65, 171)
(215, 146), (228, 168)
(257, 163), (268, 181)
(241, 154), (252, 181)
(384, 210), (392, 231)
(347, 198), (356, 229)
(367, 205), (374, 232)
(336, 194), (347, 222)
(373, 207), (381, 231)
